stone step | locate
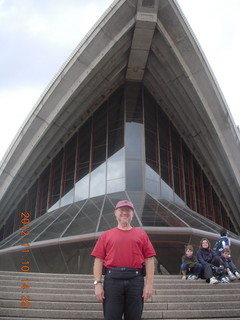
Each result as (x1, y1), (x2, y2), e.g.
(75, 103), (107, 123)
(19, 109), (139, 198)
(1, 277), (240, 289)
(1, 307), (240, 319)
(1, 299), (240, 311)
(1, 271), (240, 319)
(0, 318), (239, 320)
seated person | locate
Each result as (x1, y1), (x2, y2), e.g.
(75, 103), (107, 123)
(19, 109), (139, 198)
(196, 238), (223, 284)
(221, 248), (240, 281)
(180, 244), (202, 280)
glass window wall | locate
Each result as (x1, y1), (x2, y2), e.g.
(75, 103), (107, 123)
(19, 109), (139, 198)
(1, 83), (237, 242)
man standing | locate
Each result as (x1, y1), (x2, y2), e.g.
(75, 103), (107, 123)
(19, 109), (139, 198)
(91, 200), (156, 320)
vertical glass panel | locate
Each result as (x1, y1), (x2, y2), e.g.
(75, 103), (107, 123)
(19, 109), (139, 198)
(25, 182), (38, 220)
(75, 174), (90, 201)
(193, 159), (205, 216)
(203, 175), (213, 220)
(125, 84), (145, 192)
(212, 189), (222, 225)
(90, 163), (106, 197)
(92, 104), (107, 171)
(60, 189), (74, 207)
(61, 134), (77, 198)
(158, 111), (172, 187)
(48, 150), (63, 208)
(126, 160), (144, 191)
(107, 148), (125, 193)
(36, 166), (50, 218)
(76, 120), (91, 182)
(145, 164), (160, 196)
(182, 144), (190, 207)
(144, 89), (159, 174)
(125, 83), (143, 123)
(75, 120), (91, 201)
(171, 128), (181, 197)
(161, 179), (174, 200)
(108, 87), (124, 158)
(107, 149), (124, 180)
(125, 123), (144, 160)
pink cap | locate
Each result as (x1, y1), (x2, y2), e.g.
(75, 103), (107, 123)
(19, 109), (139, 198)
(115, 200), (134, 210)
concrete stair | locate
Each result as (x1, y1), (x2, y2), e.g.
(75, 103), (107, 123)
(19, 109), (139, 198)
(0, 271), (240, 319)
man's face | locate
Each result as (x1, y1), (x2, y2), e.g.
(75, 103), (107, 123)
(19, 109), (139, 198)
(114, 206), (134, 226)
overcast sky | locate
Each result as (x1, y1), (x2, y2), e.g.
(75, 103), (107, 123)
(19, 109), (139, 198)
(0, 0), (239, 163)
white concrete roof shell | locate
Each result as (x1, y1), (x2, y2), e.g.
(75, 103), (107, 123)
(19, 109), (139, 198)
(0, 0), (239, 229)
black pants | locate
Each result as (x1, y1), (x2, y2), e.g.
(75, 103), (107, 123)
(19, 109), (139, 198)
(103, 269), (144, 320)
(202, 256), (222, 280)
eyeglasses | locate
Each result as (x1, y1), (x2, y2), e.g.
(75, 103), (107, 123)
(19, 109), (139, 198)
(117, 208), (132, 213)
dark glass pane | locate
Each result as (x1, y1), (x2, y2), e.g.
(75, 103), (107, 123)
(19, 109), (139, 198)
(108, 128), (124, 157)
(63, 199), (101, 236)
(31, 245), (68, 273)
(183, 144), (190, 207)
(76, 120), (91, 182)
(141, 195), (186, 227)
(48, 150), (63, 208)
(212, 189), (222, 225)
(171, 128), (181, 197)
(159, 111), (172, 186)
(203, 175), (213, 220)
(60, 240), (96, 274)
(125, 83), (143, 123)
(108, 88), (124, 158)
(36, 165), (50, 218)
(92, 104), (107, 171)
(75, 120), (91, 201)
(12, 207), (66, 246)
(193, 159), (205, 216)
(36, 204), (80, 241)
(98, 197), (117, 231)
(25, 182), (37, 220)
(144, 89), (159, 173)
(62, 134), (77, 197)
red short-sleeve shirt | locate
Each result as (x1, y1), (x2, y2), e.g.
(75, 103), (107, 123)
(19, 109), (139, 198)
(91, 227), (156, 269)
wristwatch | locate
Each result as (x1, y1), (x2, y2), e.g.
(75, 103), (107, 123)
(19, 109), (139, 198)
(94, 280), (102, 285)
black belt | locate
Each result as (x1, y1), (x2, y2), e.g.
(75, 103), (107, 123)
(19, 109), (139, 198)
(106, 267), (143, 275)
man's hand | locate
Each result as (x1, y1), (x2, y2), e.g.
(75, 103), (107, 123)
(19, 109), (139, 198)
(142, 283), (153, 302)
(95, 283), (105, 302)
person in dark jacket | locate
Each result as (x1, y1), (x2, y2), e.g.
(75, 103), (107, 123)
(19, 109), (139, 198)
(213, 228), (231, 256)
(196, 238), (223, 284)
(180, 245), (202, 280)
(221, 248), (240, 280)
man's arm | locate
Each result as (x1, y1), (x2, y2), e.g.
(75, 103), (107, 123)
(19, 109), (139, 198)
(93, 257), (105, 302)
(143, 256), (155, 302)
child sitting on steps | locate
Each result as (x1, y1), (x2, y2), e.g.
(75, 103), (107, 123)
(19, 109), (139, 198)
(180, 244), (202, 280)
